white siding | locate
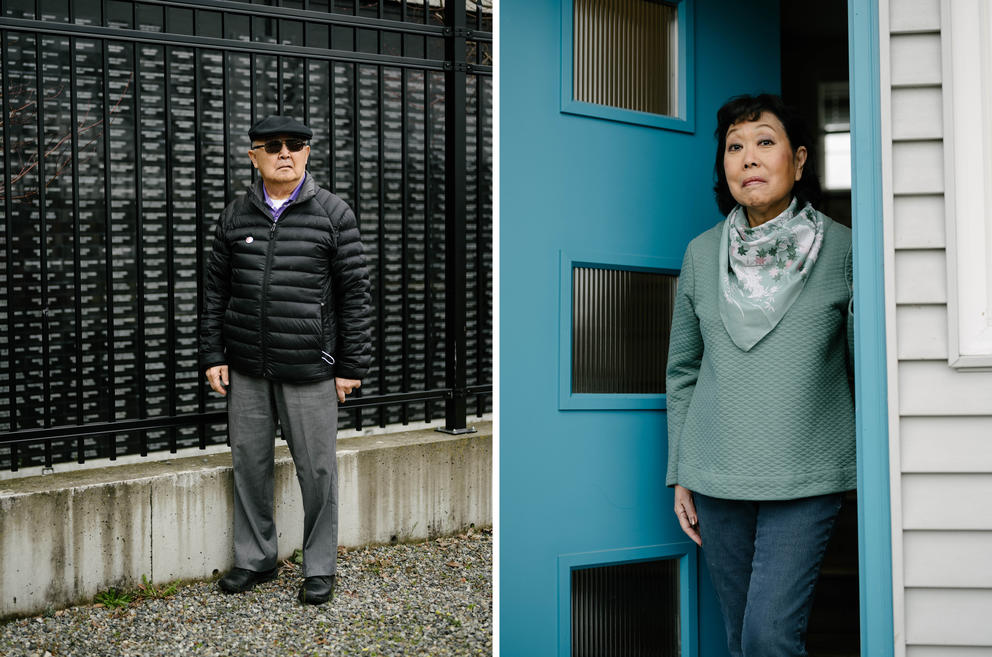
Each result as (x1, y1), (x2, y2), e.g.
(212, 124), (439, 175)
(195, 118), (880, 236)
(908, 649), (992, 657)
(892, 141), (944, 194)
(894, 250), (946, 304)
(885, 0), (992, 653)
(904, 531), (992, 587)
(890, 34), (942, 85)
(895, 305), (946, 360)
(892, 195), (945, 249)
(898, 362), (992, 415)
(902, 416), (992, 472)
(890, 0), (940, 32)
(902, 474), (992, 529)
(891, 88), (943, 140)
(905, 589), (992, 645)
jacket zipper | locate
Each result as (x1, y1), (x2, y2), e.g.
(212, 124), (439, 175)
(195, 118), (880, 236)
(260, 220), (278, 374)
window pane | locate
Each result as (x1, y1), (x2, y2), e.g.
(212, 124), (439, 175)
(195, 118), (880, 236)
(824, 132), (851, 190)
(573, 0), (678, 116)
(571, 266), (676, 394)
(571, 559), (680, 657)
(819, 82), (851, 191)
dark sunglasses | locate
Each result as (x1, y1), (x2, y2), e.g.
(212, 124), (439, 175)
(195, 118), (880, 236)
(250, 138), (309, 154)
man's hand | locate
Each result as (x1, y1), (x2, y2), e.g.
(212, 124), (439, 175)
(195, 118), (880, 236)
(206, 365), (230, 396)
(335, 377), (361, 403)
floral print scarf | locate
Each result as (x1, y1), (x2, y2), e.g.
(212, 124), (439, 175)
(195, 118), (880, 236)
(718, 198), (824, 351)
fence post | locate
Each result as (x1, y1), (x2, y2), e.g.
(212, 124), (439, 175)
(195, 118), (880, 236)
(438, 0), (474, 435)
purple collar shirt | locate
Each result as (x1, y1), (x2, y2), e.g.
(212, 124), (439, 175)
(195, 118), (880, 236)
(263, 173), (306, 222)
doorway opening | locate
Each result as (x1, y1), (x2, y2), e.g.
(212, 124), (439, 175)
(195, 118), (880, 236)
(781, 2), (860, 656)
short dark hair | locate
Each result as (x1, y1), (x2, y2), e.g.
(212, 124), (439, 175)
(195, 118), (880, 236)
(712, 93), (821, 216)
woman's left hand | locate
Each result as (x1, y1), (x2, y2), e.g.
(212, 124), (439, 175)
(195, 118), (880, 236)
(674, 484), (701, 546)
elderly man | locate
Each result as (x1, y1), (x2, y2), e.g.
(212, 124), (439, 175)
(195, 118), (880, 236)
(198, 115), (371, 605)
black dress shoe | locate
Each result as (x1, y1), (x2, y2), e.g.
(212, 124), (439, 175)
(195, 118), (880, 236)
(217, 567), (279, 594)
(298, 575), (335, 605)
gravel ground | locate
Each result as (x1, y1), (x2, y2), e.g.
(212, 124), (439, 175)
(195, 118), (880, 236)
(0, 528), (492, 657)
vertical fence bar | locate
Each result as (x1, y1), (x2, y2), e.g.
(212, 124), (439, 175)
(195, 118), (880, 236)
(474, 72), (484, 416)
(34, 33), (54, 462)
(69, 36), (85, 462)
(423, 69), (434, 423)
(133, 41), (148, 456)
(439, 0), (470, 434)
(194, 47), (206, 449)
(163, 45), (177, 453)
(376, 64), (386, 427)
(101, 37), (117, 460)
(219, 47), (232, 452)
(221, 48), (231, 449)
(350, 60), (362, 430)
(222, 50), (232, 204)
(329, 59), (335, 195)
(250, 51), (257, 190)
(1, 30), (19, 470)
(400, 66), (409, 425)
(376, 9), (382, 57)
(277, 54), (284, 114)
(302, 56), (310, 127)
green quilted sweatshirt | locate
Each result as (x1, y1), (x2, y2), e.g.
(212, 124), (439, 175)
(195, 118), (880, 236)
(665, 213), (855, 500)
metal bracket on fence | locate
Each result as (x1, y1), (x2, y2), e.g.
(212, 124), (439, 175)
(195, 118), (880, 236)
(443, 61), (473, 73)
(436, 424), (477, 436)
(436, 389), (477, 436)
(443, 27), (474, 39)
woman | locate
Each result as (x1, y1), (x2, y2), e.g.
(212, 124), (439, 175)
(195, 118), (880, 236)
(666, 94), (854, 657)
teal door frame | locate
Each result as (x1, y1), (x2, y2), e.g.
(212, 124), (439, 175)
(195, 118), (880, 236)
(848, 0), (895, 654)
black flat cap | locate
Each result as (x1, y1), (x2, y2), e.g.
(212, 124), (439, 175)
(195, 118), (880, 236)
(248, 115), (313, 141)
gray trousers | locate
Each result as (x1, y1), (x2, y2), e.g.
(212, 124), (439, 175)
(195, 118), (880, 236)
(228, 369), (339, 577)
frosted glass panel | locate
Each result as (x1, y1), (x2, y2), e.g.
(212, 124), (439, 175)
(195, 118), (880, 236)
(571, 559), (680, 657)
(573, 0), (678, 116)
(571, 267), (676, 394)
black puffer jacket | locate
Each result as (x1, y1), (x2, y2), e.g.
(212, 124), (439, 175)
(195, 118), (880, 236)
(198, 174), (372, 382)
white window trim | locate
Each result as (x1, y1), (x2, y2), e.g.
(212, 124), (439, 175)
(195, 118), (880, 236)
(942, 0), (992, 368)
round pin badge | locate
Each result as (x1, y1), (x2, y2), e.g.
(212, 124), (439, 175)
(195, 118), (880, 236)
(246, 236), (254, 244)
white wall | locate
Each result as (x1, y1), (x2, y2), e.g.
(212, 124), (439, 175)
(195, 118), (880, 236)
(884, 0), (992, 653)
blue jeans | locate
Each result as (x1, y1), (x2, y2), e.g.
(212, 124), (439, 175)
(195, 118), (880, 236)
(694, 492), (845, 657)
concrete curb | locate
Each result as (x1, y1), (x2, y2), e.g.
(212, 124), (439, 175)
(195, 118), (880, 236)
(0, 421), (491, 619)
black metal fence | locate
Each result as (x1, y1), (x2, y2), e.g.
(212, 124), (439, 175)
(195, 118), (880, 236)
(0, 0), (492, 472)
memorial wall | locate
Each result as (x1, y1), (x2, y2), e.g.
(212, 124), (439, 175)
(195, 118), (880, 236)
(0, 0), (493, 469)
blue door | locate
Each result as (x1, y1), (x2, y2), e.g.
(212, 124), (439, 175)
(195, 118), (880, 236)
(500, 1), (782, 655)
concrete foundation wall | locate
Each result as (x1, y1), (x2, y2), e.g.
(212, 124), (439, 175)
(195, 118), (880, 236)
(0, 422), (491, 618)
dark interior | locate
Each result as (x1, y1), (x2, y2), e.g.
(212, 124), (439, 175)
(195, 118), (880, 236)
(781, 3), (860, 656)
